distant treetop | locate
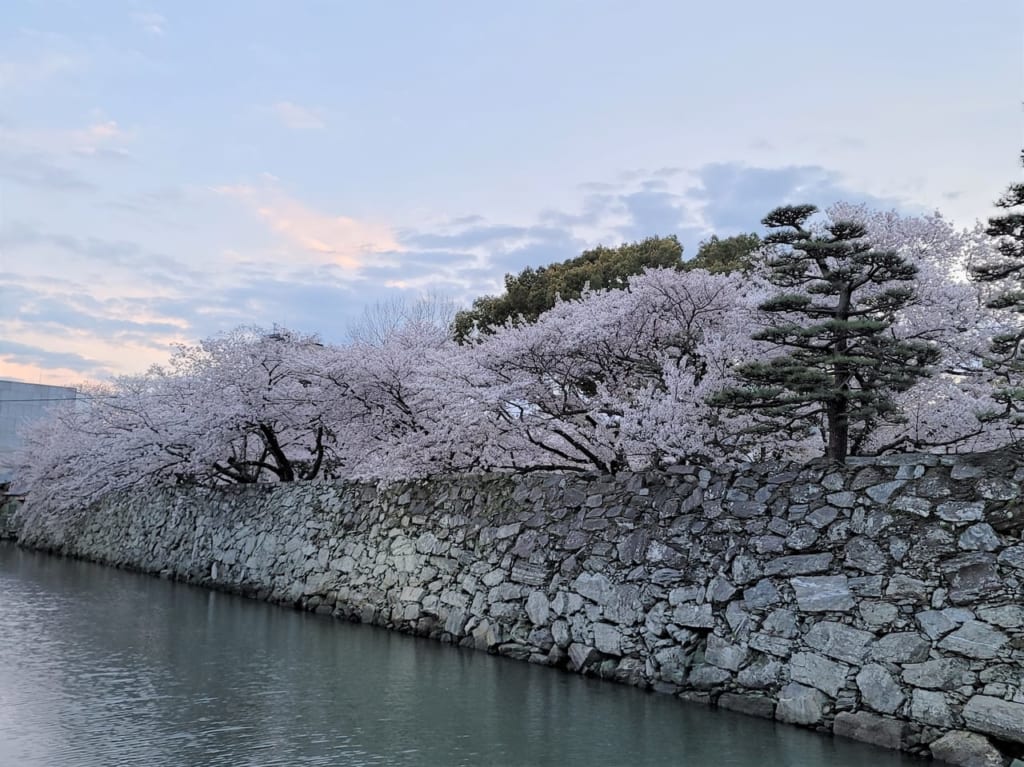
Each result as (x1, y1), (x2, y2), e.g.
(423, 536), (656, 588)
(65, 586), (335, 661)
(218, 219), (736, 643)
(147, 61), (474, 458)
(453, 235), (684, 341)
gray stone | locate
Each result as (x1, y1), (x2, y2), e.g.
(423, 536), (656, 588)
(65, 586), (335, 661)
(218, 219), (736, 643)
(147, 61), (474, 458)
(804, 621), (873, 663)
(654, 646), (693, 685)
(688, 664), (731, 689)
(789, 651), (849, 697)
(844, 536), (888, 573)
(963, 695), (1024, 745)
(866, 480), (906, 504)
(959, 524), (1002, 552)
(871, 631), (932, 663)
(910, 689), (953, 727)
(939, 621), (1009, 659)
(807, 506), (840, 528)
(885, 574), (930, 602)
(977, 604), (1024, 628)
(902, 658), (971, 690)
(937, 501), (986, 522)
(856, 664), (905, 714)
(669, 585), (704, 605)
(616, 529), (649, 564)
(592, 623), (622, 655)
(833, 711), (908, 750)
(763, 553), (833, 576)
(918, 609), (958, 639)
(790, 575), (854, 612)
(748, 633), (792, 657)
(849, 574), (885, 597)
(751, 535), (785, 554)
(510, 561), (547, 586)
(705, 634), (747, 671)
(929, 730), (1007, 767)
(743, 579), (780, 608)
(525, 591), (550, 626)
(859, 601), (898, 626)
(673, 603), (715, 629)
(718, 693), (775, 719)
(737, 656), (782, 688)
(978, 477), (1018, 500)
(762, 608), (798, 637)
(785, 526), (819, 550)
(950, 462), (986, 480)
(604, 584), (643, 625)
(731, 554), (762, 584)
(551, 619), (571, 648)
(573, 572), (613, 604)
(892, 495), (931, 517)
(725, 601), (751, 634)
(775, 682), (828, 725)
(706, 575), (737, 603)
(827, 491), (857, 508)
(567, 642), (600, 671)
(999, 545), (1024, 571)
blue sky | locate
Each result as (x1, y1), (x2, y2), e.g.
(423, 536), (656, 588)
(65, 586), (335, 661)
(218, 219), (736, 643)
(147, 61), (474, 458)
(1, 0), (1021, 383)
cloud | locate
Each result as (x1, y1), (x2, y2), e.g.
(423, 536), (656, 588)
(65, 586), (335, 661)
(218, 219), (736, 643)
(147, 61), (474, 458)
(270, 101), (327, 130)
(133, 11), (167, 36)
(0, 117), (134, 191)
(0, 339), (106, 377)
(0, 150), (94, 191)
(214, 180), (402, 272)
(0, 50), (78, 90)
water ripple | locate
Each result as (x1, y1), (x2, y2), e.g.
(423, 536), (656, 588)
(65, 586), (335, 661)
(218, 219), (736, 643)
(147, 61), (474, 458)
(0, 544), (920, 767)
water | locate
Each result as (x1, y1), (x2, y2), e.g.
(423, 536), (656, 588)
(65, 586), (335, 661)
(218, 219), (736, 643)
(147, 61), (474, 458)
(0, 543), (920, 766)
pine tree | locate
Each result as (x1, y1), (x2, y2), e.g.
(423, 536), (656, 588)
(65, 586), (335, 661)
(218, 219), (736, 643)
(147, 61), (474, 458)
(969, 150), (1024, 422)
(711, 205), (939, 462)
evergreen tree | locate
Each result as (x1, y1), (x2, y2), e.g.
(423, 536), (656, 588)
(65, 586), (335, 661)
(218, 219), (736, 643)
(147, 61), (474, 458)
(711, 205), (939, 462)
(453, 235), (683, 341)
(969, 150), (1024, 422)
(685, 232), (761, 274)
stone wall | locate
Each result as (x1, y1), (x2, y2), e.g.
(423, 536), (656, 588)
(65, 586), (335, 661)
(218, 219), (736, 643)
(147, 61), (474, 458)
(16, 453), (1024, 765)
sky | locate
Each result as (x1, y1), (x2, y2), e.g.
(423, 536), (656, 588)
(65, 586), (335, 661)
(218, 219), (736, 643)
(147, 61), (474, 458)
(1, 0), (1021, 385)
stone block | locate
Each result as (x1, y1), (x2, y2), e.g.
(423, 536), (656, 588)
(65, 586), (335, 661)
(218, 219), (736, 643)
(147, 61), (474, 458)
(963, 695), (1024, 745)
(718, 693), (775, 719)
(856, 664), (905, 714)
(929, 730), (1006, 767)
(705, 634), (747, 671)
(775, 682), (827, 725)
(525, 590), (550, 626)
(673, 603), (715, 629)
(763, 553), (833, 576)
(939, 621), (1009, 660)
(871, 631), (931, 663)
(844, 536), (888, 573)
(688, 665), (731, 689)
(902, 657), (970, 690)
(573, 572), (613, 604)
(833, 711), (908, 751)
(789, 651), (849, 697)
(593, 623), (622, 656)
(959, 524), (1002, 553)
(803, 621), (873, 663)
(910, 689), (953, 728)
(567, 642), (600, 672)
(790, 575), (854, 612)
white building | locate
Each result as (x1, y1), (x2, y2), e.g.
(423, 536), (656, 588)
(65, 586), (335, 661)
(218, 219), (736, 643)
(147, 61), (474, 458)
(0, 379), (78, 484)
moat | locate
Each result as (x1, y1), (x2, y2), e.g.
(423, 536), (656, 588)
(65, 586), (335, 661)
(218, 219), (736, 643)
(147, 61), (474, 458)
(0, 543), (919, 766)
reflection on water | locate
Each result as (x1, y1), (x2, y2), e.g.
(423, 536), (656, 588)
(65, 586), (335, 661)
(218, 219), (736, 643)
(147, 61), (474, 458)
(0, 543), (919, 766)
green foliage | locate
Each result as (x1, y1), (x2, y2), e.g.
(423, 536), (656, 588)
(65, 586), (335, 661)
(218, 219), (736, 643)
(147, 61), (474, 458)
(711, 204), (938, 461)
(684, 232), (762, 274)
(453, 235), (684, 341)
(969, 149), (1024, 422)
